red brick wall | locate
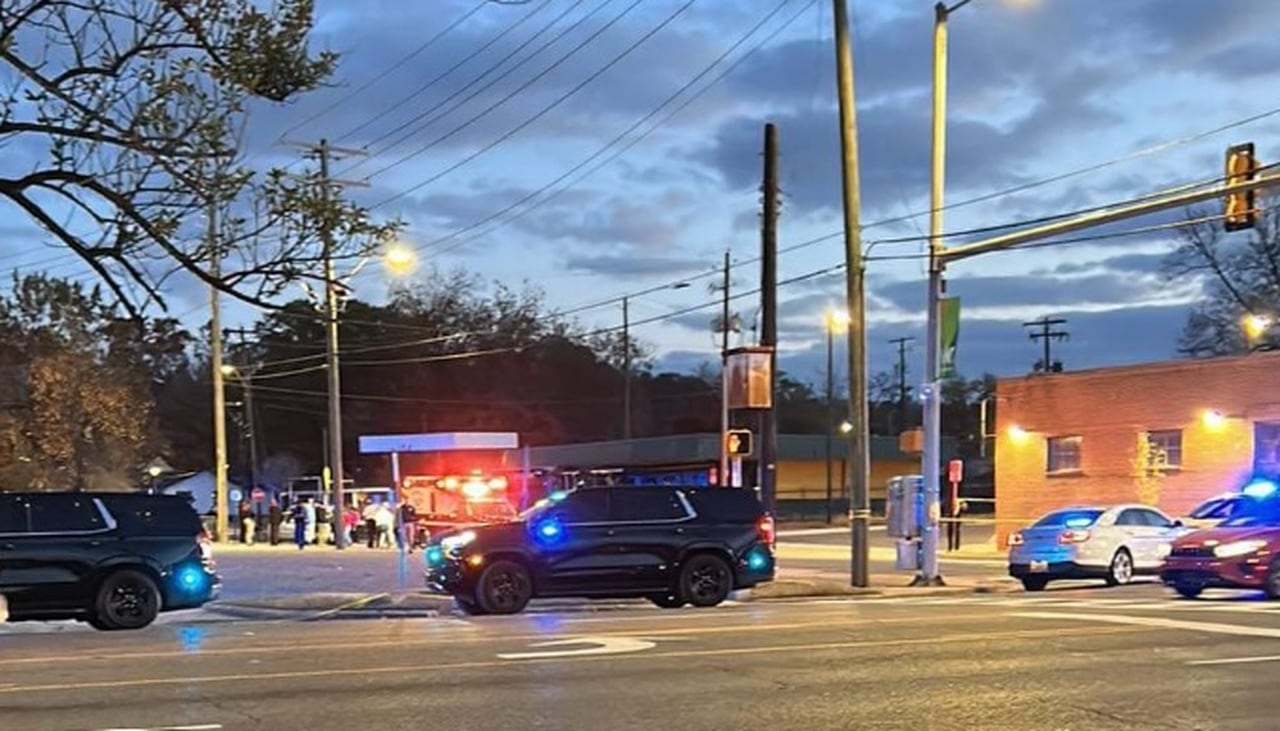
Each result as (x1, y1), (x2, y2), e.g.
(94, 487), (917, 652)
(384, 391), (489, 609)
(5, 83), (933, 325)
(993, 351), (1280, 547)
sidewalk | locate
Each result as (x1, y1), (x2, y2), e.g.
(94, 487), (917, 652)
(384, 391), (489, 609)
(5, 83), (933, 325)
(776, 539), (1004, 564)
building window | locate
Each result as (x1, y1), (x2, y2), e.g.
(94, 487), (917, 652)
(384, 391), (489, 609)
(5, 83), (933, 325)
(1047, 436), (1082, 473)
(1147, 429), (1182, 469)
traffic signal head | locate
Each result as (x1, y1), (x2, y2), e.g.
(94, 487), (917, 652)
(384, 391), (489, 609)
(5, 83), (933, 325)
(1224, 142), (1258, 232)
(726, 429), (753, 457)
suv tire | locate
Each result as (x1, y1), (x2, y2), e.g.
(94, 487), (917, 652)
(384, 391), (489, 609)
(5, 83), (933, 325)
(648, 593), (686, 609)
(679, 553), (733, 608)
(475, 560), (533, 615)
(93, 569), (161, 630)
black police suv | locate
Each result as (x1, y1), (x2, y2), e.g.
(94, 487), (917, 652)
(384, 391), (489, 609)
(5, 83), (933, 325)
(424, 486), (775, 614)
(0, 492), (220, 630)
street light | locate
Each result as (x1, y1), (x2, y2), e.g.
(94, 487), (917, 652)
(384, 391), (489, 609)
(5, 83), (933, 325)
(824, 309), (851, 525)
(621, 282), (692, 441)
(384, 242), (416, 276)
(1243, 313), (1273, 347)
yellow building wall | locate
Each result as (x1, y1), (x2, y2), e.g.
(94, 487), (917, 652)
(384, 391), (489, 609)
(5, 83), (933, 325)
(776, 459), (919, 502)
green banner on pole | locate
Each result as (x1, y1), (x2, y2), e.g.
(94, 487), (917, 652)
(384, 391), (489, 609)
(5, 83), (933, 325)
(940, 297), (961, 378)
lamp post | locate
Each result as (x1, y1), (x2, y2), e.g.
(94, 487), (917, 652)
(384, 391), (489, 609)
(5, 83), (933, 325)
(1244, 313), (1273, 350)
(825, 309), (850, 524)
(619, 282), (691, 441)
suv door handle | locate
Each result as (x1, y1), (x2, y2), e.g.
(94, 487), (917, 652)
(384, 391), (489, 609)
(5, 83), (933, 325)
(675, 527), (685, 534)
(605, 529), (616, 537)
(0, 543), (14, 551)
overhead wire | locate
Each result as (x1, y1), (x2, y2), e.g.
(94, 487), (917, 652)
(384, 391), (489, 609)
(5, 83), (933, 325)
(366, 0), (697, 207)
(339, 0), (603, 169)
(273, 1), (491, 142)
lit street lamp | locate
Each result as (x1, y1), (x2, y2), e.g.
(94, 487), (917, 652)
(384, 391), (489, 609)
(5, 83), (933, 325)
(1243, 313), (1273, 348)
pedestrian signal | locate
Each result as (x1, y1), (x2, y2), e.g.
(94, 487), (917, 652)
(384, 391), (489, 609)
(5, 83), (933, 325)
(726, 429), (753, 457)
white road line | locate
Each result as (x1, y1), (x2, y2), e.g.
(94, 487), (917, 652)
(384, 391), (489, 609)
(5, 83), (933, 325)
(1188, 655), (1280, 666)
(98, 726), (223, 731)
(1014, 610), (1280, 639)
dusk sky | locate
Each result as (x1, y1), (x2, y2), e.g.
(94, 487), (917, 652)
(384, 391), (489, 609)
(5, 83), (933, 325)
(9, 0), (1280, 389)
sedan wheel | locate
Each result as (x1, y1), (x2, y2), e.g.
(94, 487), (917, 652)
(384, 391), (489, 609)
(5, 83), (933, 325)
(1106, 549), (1133, 587)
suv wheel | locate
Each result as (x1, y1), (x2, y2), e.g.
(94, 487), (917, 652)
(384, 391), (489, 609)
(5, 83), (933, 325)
(648, 593), (685, 609)
(1173, 584), (1204, 599)
(475, 560), (533, 615)
(1105, 549), (1133, 587)
(1021, 576), (1048, 592)
(93, 569), (161, 630)
(679, 554), (732, 608)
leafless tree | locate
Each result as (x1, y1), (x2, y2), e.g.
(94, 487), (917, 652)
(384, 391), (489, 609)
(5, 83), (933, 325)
(0, 0), (401, 317)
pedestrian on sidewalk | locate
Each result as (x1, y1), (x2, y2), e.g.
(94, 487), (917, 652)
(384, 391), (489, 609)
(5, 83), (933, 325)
(397, 500), (418, 552)
(292, 500), (308, 550)
(303, 497), (317, 545)
(268, 498), (283, 546)
(315, 502), (331, 546)
(237, 498), (252, 543)
(375, 501), (394, 549)
(363, 499), (379, 549)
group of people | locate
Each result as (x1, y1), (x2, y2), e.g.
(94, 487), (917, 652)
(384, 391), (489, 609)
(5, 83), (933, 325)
(235, 494), (420, 551)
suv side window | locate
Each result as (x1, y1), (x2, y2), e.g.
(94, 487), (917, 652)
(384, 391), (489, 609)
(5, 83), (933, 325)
(557, 490), (609, 524)
(608, 489), (688, 522)
(27, 494), (108, 534)
(0, 495), (25, 534)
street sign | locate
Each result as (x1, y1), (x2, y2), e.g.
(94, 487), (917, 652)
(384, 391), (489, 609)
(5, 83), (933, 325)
(948, 459), (964, 483)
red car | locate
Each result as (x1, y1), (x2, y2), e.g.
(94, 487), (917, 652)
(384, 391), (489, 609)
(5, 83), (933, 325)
(1161, 485), (1280, 599)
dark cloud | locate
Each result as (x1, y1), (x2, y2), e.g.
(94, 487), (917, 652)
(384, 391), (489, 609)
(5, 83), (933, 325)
(871, 272), (1172, 312)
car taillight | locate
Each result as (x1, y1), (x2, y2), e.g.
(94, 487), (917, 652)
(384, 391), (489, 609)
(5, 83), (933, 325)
(1058, 529), (1091, 544)
(757, 514), (775, 547)
(1007, 532), (1024, 546)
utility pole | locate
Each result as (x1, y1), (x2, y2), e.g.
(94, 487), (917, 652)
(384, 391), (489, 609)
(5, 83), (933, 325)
(831, 0), (870, 588)
(760, 123), (779, 512)
(889, 336), (914, 433)
(227, 328), (261, 496)
(622, 295), (631, 440)
(825, 321), (836, 524)
(209, 198), (229, 544)
(719, 251), (731, 487)
(284, 137), (369, 549)
(1023, 316), (1069, 372)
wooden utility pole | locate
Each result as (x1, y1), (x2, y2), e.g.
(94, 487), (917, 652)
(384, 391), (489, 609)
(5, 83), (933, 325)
(760, 123), (780, 511)
(831, 0), (870, 587)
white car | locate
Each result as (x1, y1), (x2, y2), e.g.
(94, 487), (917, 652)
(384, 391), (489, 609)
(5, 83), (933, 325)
(1007, 504), (1189, 591)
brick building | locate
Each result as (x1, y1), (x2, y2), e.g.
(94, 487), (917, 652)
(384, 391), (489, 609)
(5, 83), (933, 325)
(994, 350), (1280, 545)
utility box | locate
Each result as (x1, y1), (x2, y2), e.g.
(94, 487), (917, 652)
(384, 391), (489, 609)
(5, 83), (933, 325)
(886, 474), (924, 539)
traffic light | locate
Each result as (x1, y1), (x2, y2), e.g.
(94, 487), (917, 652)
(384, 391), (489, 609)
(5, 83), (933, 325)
(726, 429), (753, 457)
(1224, 142), (1259, 232)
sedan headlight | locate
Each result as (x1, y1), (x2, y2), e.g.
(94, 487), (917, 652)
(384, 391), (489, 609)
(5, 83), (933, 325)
(1213, 539), (1267, 558)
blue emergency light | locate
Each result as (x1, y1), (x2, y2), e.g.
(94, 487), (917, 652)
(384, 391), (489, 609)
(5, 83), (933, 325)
(1243, 478), (1279, 499)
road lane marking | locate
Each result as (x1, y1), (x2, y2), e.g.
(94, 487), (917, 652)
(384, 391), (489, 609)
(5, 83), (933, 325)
(97, 726), (223, 731)
(1015, 611), (1280, 640)
(1188, 655), (1280, 666)
(497, 636), (657, 660)
(0, 625), (1147, 695)
(0, 611), (998, 667)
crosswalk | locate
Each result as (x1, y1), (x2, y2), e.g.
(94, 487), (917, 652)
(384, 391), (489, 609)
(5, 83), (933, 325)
(805, 593), (1280, 615)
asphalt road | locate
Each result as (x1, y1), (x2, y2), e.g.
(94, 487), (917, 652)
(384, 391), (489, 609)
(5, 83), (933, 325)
(4, 581), (1280, 730)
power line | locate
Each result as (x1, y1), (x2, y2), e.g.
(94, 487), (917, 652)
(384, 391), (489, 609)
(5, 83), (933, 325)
(340, 0), (598, 164)
(367, 0), (695, 208)
(274, 1), (490, 141)
(400, 0), (812, 258)
(334, 0), (559, 145)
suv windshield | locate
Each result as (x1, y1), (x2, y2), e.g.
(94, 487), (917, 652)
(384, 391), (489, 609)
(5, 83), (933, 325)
(1219, 498), (1280, 527)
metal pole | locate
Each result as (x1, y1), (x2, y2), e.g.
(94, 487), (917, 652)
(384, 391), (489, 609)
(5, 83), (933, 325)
(825, 324), (834, 524)
(720, 252), (730, 487)
(831, 0), (870, 587)
(320, 139), (349, 549)
(392, 451), (406, 588)
(209, 198), (229, 544)
(622, 295), (631, 440)
(244, 370), (258, 496)
(916, 2), (949, 586)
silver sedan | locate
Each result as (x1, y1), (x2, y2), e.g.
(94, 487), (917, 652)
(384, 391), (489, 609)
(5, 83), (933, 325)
(1007, 504), (1189, 591)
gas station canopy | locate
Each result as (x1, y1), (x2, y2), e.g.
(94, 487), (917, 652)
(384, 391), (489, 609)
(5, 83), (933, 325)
(358, 432), (520, 455)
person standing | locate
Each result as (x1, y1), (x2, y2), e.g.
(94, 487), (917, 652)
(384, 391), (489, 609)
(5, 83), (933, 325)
(292, 500), (308, 550)
(315, 501), (331, 546)
(375, 501), (394, 549)
(397, 501), (418, 552)
(237, 498), (252, 543)
(363, 499), (379, 549)
(303, 497), (317, 545)
(268, 499), (283, 546)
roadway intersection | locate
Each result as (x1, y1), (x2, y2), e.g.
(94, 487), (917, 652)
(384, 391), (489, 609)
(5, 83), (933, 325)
(3, 582), (1280, 730)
